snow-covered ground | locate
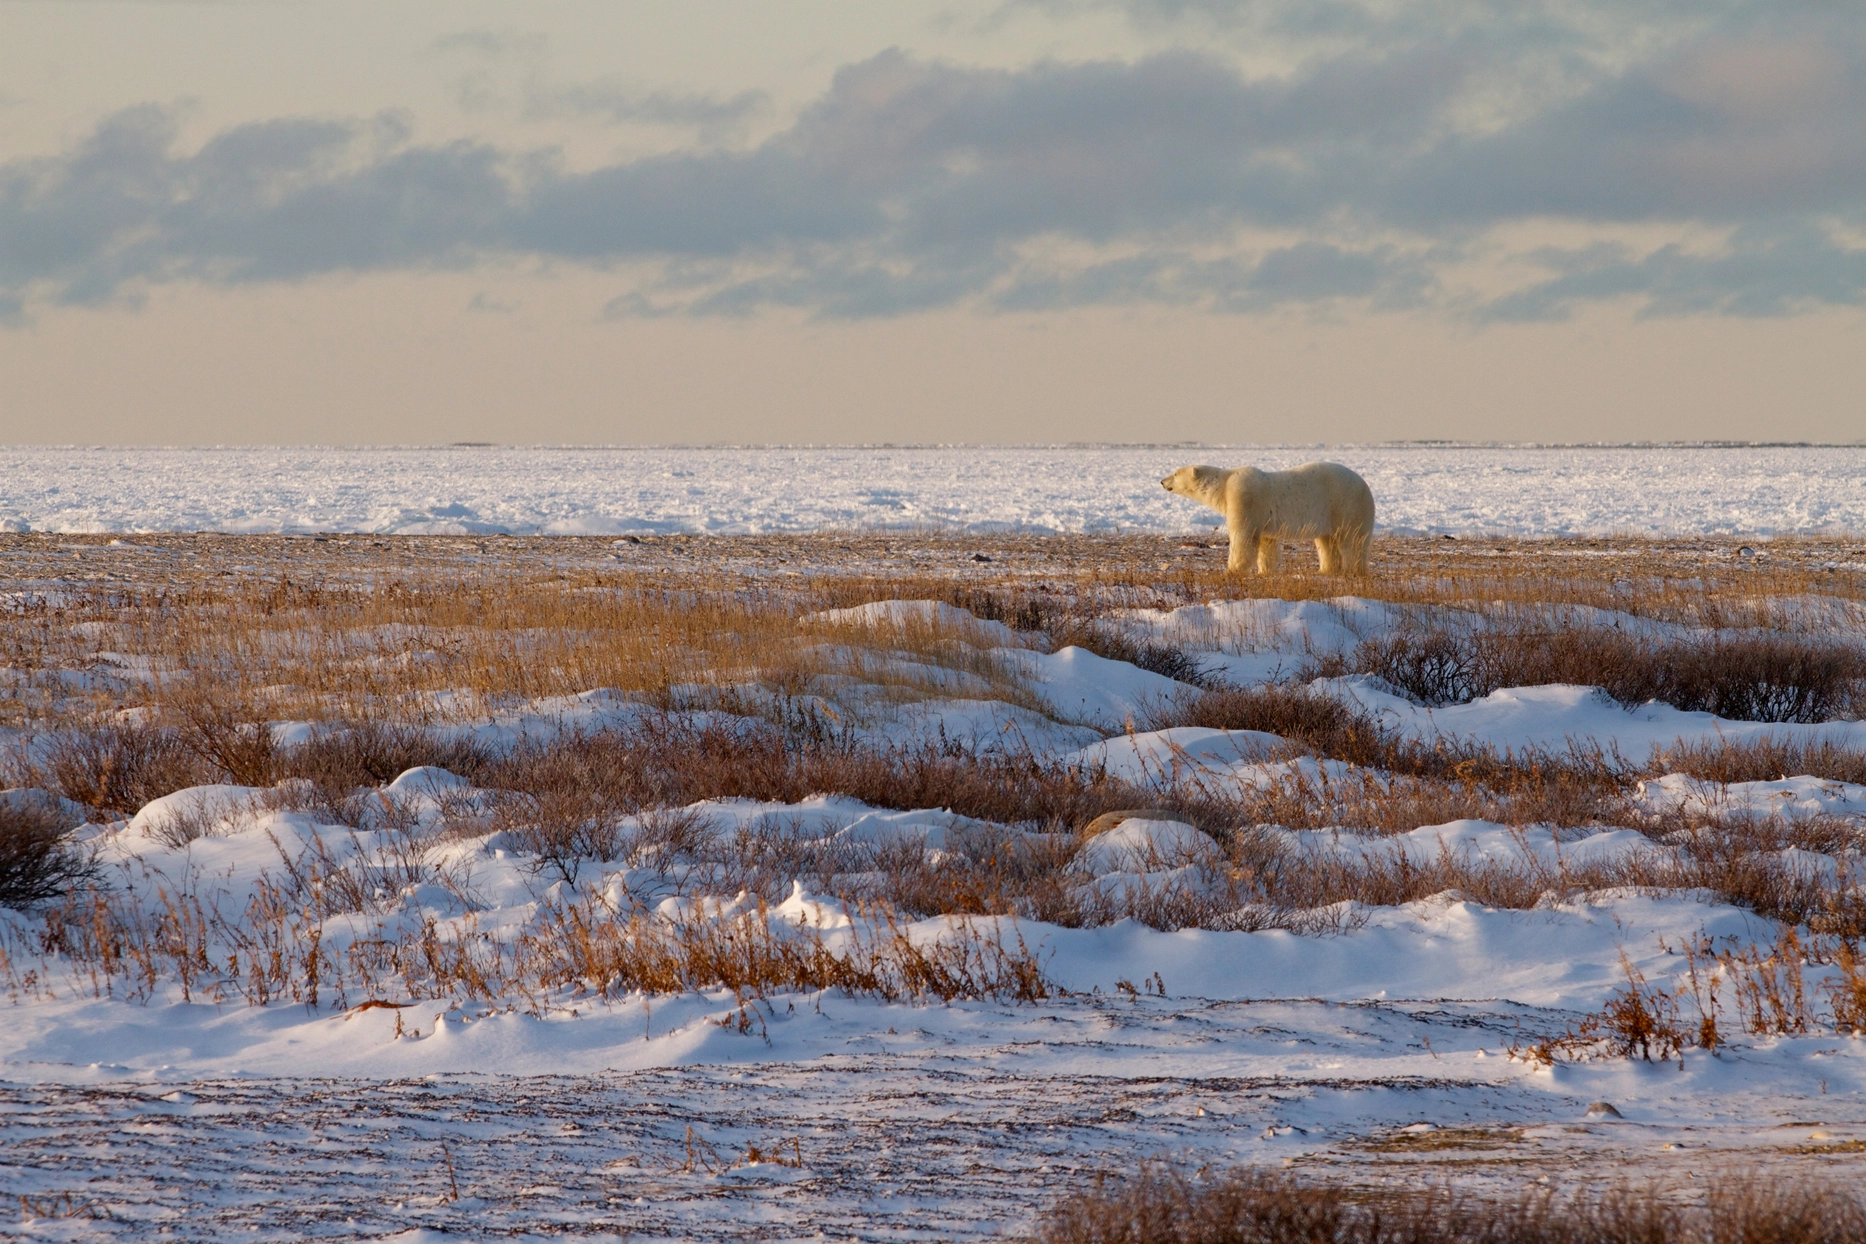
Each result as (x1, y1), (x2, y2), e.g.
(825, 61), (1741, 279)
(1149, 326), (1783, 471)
(7, 594), (1866, 1238)
(6, 799), (1866, 1238)
(1, 443), (1862, 536)
(8, 788), (1866, 1238)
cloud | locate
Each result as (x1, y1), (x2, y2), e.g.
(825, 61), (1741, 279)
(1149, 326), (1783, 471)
(990, 243), (1436, 312)
(523, 83), (769, 130)
(3, 8), (1864, 322)
(466, 291), (518, 314)
(1480, 227), (1866, 321)
(431, 29), (548, 59)
(1391, 35), (1866, 226)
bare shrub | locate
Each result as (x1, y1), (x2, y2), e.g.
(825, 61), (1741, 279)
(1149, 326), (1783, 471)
(1654, 637), (1864, 724)
(1719, 929), (1814, 1036)
(169, 694), (281, 786)
(479, 719), (1153, 845)
(1517, 929), (1866, 1068)
(0, 801), (97, 909)
(1030, 1166), (1864, 1244)
(525, 895), (1052, 1005)
(10, 870), (1051, 1011)
(138, 793), (227, 849)
(1680, 936), (1725, 1051)
(42, 722), (209, 815)
(280, 722), (492, 793)
(1034, 1166), (1350, 1244)
(1147, 682), (1634, 792)
(1822, 942), (1866, 1034)
(1346, 628), (1485, 706)
(941, 587), (1212, 686)
(1705, 1178), (1866, 1244)
(1573, 954), (1689, 1064)
(1338, 624), (1865, 723)
(1656, 736), (1866, 786)
(490, 787), (628, 884)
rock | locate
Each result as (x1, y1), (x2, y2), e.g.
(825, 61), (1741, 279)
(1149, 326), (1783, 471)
(1584, 1101), (1623, 1119)
(1081, 808), (1187, 837)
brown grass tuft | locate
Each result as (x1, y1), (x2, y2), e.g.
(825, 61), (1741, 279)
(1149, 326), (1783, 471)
(1028, 1166), (1866, 1244)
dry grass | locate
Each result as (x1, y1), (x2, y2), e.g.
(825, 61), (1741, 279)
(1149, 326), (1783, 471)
(3, 531), (1865, 1004)
(1510, 927), (1866, 1066)
(3, 828), (1053, 1012)
(1027, 1166), (1866, 1244)
(2, 530), (1860, 731)
(1656, 735), (1866, 786)
(10, 695), (1866, 936)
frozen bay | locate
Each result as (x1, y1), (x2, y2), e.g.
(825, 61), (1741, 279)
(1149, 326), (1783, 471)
(1, 443), (1861, 536)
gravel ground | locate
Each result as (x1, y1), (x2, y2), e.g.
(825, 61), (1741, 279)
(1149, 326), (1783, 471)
(3, 531), (1861, 592)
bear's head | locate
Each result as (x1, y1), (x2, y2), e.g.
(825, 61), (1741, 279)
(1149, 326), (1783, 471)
(1160, 465), (1227, 511)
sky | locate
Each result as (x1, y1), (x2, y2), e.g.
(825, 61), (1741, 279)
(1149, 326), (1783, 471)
(0, 0), (1862, 445)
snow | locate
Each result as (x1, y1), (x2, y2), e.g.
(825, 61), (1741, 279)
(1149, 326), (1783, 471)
(1062, 726), (1290, 784)
(810, 599), (1026, 648)
(1320, 677), (1866, 755)
(1279, 820), (1660, 871)
(1634, 772), (1866, 821)
(1074, 817), (1221, 875)
(8, 594), (1866, 1234)
(5, 791), (1854, 1239)
(999, 645), (1197, 729)
(123, 783), (267, 841)
(871, 695), (1104, 755)
(1114, 597), (1401, 662)
(1, 443), (1863, 535)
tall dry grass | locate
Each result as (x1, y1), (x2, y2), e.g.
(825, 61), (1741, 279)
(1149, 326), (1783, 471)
(11, 679), (1866, 936)
(2, 819), (1053, 1012)
(4, 532), (1865, 992)
(3, 531), (1860, 731)
(1028, 1166), (1866, 1244)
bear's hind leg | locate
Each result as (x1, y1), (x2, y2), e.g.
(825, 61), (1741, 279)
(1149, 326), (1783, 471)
(1255, 535), (1282, 575)
(1340, 528), (1371, 575)
(1315, 536), (1340, 574)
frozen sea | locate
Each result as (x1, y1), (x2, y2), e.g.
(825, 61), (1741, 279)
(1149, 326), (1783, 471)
(0, 443), (1862, 537)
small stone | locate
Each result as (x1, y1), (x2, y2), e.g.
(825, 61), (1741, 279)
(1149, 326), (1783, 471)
(971, 552), (993, 562)
(1584, 1101), (1623, 1118)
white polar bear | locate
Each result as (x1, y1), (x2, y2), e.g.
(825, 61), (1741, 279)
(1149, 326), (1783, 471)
(1161, 461), (1375, 575)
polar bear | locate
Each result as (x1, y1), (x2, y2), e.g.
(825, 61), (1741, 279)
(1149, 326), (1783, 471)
(1161, 461), (1374, 575)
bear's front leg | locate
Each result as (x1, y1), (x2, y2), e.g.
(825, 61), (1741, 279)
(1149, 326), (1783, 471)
(1255, 535), (1282, 575)
(1227, 524), (1260, 573)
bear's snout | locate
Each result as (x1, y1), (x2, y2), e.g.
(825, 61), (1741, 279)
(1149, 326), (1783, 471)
(1160, 476), (1173, 489)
